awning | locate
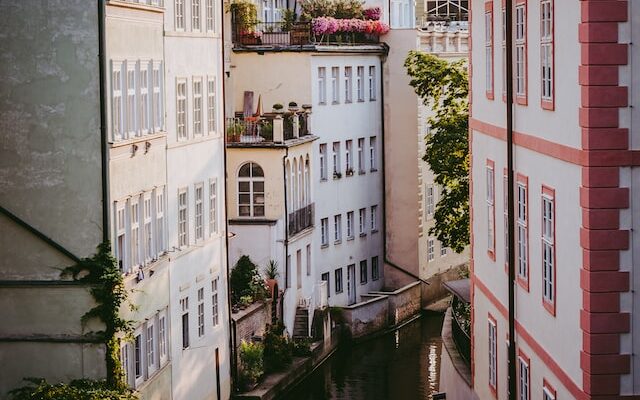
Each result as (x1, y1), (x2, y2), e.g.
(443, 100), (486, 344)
(443, 278), (470, 303)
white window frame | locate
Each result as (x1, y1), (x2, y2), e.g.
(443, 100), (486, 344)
(206, 0), (215, 31)
(180, 297), (190, 349)
(321, 217), (329, 246)
(332, 142), (341, 177)
(178, 188), (189, 248)
(126, 61), (138, 138)
(175, 0), (185, 30)
(111, 60), (124, 141)
(426, 184), (434, 218)
(488, 318), (497, 391)
(115, 202), (128, 273)
(517, 182), (528, 282)
(331, 66), (340, 104)
(155, 188), (166, 255)
(207, 77), (217, 135)
(133, 329), (145, 387)
(238, 162), (265, 217)
(139, 61), (150, 135)
(369, 136), (377, 171)
(485, 9), (493, 94)
(515, 4), (526, 97)
(209, 178), (218, 236)
(192, 0), (201, 31)
(344, 66), (353, 103)
(194, 183), (204, 241)
(359, 208), (366, 236)
(130, 197), (141, 269)
(158, 310), (168, 365)
(487, 164), (495, 255)
(356, 66), (364, 101)
(197, 287), (205, 337)
(542, 191), (555, 305)
(176, 78), (188, 141)
(427, 238), (435, 261)
(345, 140), (353, 172)
(319, 143), (327, 180)
(334, 214), (342, 243)
(212, 278), (220, 326)
(193, 77), (203, 136)
(347, 211), (354, 239)
(318, 67), (327, 104)
(152, 61), (164, 132)
(146, 322), (156, 376)
(369, 66), (377, 101)
(358, 138), (365, 173)
(540, 0), (553, 101)
(370, 205), (377, 232)
(143, 193), (154, 263)
(518, 355), (530, 400)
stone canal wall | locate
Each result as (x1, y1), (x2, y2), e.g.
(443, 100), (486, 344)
(233, 300), (272, 347)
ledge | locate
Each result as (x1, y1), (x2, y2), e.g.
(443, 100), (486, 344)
(233, 43), (388, 55)
(441, 307), (472, 387)
(229, 218), (278, 226)
(227, 135), (318, 149)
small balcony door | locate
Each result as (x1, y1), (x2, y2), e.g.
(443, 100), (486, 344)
(347, 264), (356, 305)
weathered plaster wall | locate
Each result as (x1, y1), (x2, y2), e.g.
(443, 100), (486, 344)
(233, 300), (272, 347)
(342, 295), (389, 339)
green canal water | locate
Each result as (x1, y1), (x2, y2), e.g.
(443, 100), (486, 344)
(279, 312), (445, 400)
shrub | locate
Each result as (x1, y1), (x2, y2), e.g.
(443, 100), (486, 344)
(239, 341), (264, 390)
(263, 323), (293, 372)
(264, 260), (279, 279)
(272, 103), (284, 110)
(9, 378), (137, 400)
(292, 338), (312, 357)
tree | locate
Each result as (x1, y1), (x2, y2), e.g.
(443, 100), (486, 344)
(404, 51), (469, 253)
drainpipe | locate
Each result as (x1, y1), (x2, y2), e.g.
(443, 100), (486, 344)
(98, 0), (110, 243)
(505, 1), (517, 399)
(282, 147), (290, 325)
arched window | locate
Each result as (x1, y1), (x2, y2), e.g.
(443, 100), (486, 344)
(292, 158), (298, 211)
(299, 156), (304, 207)
(305, 156), (311, 205)
(238, 162), (265, 217)
(285, 160), (292, 211)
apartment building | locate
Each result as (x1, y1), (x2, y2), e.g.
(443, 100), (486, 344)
(0, 1), (230, 399)
(471, 0), (637, 399)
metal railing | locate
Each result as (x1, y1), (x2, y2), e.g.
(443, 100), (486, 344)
(451, 296), (471, 366)
(288, 203), (314, 236)
(227, 113), (311, 144)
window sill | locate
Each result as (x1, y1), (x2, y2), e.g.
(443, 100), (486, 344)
(358, 170), (366, 175)
(318, 102), (326, 106)
(334, 240), (342, 245)
(347, 236), (354, 241)
(168, 133), (222, 149)
(370, 168), (378, 173)
(320, 177), (328, 182)
(372, 229), (378, 234)
(332, 101), (340, 105)
(360, 281), (368, 285)
(357, 99), (365, 103)
(110, 131), (166, 149)
(359, 233), (367, 238)
(107, 0), (164, 13)
(321, 244), (329, 249)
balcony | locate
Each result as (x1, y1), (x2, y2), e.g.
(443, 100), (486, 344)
(226, 109), (314, 147)
(288, 203), (314, 236)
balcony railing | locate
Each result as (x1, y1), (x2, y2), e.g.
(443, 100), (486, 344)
(227, 112), (311, 145)
(451, 296), (471, 366)
(288, 203), (314, 236)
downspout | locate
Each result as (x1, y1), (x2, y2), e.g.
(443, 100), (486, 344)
(282, 147), (290, 323)
(98, 0), (110, 244)
(505, 1), (517, 399)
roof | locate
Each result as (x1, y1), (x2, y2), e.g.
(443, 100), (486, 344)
(443, 278), (470, 303)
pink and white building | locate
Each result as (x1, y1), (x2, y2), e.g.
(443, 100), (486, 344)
(471, 0), (639, 399)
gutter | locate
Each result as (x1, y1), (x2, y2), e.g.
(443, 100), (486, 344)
(98, 0), (110, 243)
(505, 2), (517, 399)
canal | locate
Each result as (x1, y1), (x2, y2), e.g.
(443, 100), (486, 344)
(280, 312), (445, 400)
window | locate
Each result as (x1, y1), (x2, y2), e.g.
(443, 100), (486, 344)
(159, 314), (167, 362)
(542, 187), (555, 312)
(487, 161), (496, 258)
(370, 205), (377, 232)
(441, 245), (448, 257)
(319, 143), (327, 180)
(156, 189), (165, 254)
(238, 162), (265, 217)
(197, 287), (205, 337)
(347, 211), (354, 239)
(181, 297), (189, 349)
(335, 268), (343, 293)
(359, 208), (366, 236)
(515, 3), (527, 101)
(369, 66), (376, 100)
(206, 0), (215, 31)
(192, 0), (201, 30)
(332, 142), (341, 177)
(193, 78), (203, 136)
(146, 323), (156, 374)
(540, 0), (554, 107)
(427, 238), (435, 261)
(286, 255), (291, 288)
(143, 195), (153, 262)
(126, 63), (137, 137)
(488, 317), (497, 393)
(139, 62), (150, 134)
(131, 199), (140, 268)
(356, 66), (364, 101)
(176, 79), (187, 140)
(360, 260), (368, 284)
(334, 214), (342, 243)
(134, 333), (143, 379)
(306, 244), (311, 276)
(344, 66), (353, 103)
(485, 3), (494, 98)
(504, 173), (509, 265)
(502, 5), (507, 96)
(178, 188), (188, 247)
(212, 278), (219, 326)
(426, 185), (434, 218)
(112, 61), (124, 140)
(195, 183), (204, 241)
(322, 272), (330, 297)
(152, 62), (163, 132)
(318, 67), (327, 104)
(369, 137), (377, 171)
(175, 0), (185, 30)
(116, 204), (127, 272)
(321, 217), (329, 246)
(518, 354), (530, 400)
(543, 381), (556, 400)
(345, 140), (353, 173)
(517, 176), (528, 288)
(358, 138), (365, 173)
(209, 179), (218, 236)
(372, 256), (379, 280)
(207, 78), (217, 134)
(331, 67), (339, 103)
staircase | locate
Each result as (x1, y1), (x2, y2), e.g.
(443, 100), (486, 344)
(293, 307), (309, 339)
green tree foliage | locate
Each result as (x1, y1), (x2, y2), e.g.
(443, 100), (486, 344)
(231, 255), (268, 305)
(9, 378), (136, 400)
(263, 323), (293, 372)
(405, 51), (469, 253)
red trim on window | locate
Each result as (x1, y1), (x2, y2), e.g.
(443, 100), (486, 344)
(488, 313), (498, 397)
(486, 1), (495, 100)
(515, 0), (528, 106)
(517, 349), (531, 400)
(516, 173), (530, 292)
(487, 159), (496, 261)
(543, 379), (557, 399)
(541, 185), (556, 316)
(541, 0), (555, 110)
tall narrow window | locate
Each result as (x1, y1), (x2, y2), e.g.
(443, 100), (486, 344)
(156, 189), (165, 254)
(344, 66), (353, 103)
(192, 0), (201, 30)
(306, 244), (311, 276)
(334, 214), (342, 243)
(517, 175), (529, 289)
(321, 218), (329, 246)
(140, 63), (150, 134)
(152, 62), (163, 132)
(319, 143), (328, 180)
(322, 272), (330, 297)
(543, 381), (556, 400)
(131, 200), (140, 268)
(286, 255), (292, 288)
(146, 323), (156, 374)
(369, 66), (377, 100)
(359, 208), (366, 235)
(143, 195), (153, 262)
(356, 66), (364, 101)
(212, 278), (219, 326)
(115, 205), (127, 274)
(518, 353), (530, 400)
(331, 67), (340, 103)
(488, 316), (497, 394)
(358, 138), (365, 173)
(485, 2), (494, 99)
(335, 268), (343, 293)
(207, 78), (217, 134)
(111, 62), (124, 141)
(159, 314), (167, 362)
(134, 333), (143, 379)
(177, 79), (187, 140)
(371, 205), (378, 232)
(504, 172), (508, 266)
(515, 2), (527, 103)
(487, 161), (496, 259)
(178, 189), (188, 248)
(542, 186), (555, 313)
(372, 256), (379, 280)
(359, 260), (368, 284)
(369, 137), (377, 171)
(181, 297), (189, 349)
(195, 183), (204, 240)
(502, 5), (507, 97)
(206, 0), (215, 31)
(193, 78), (203, 136)
(332, 142), (341, 177)
(426, 184), (434, 218)
(347, 211), (354, 239)
(540, 0), (554, 108)
(345, 140), (353, 173)
(126, 63), (137, 137)
(427, 238), (435, 261)
(197, 287), (205, 337)
(209, 179), (218, 236)
(318, 67), (327, 104)
(175, 0), (185, 30)
(238, 162), (265, 217)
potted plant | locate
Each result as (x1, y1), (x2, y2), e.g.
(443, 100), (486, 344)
(226, 121), (246, 142)
(239, 295), (253, 309)
(345, 167), (354, 176)
(260, 120), (273, 141)
(288, 101), (299, 112)
(333, 171), (342, 179)
(264, 260), (279, 297)
(272, 103), (284, 113)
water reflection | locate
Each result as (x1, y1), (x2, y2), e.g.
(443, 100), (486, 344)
(279, 312), (444, 400)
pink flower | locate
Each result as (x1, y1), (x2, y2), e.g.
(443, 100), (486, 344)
(363, 7), (381, 21)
